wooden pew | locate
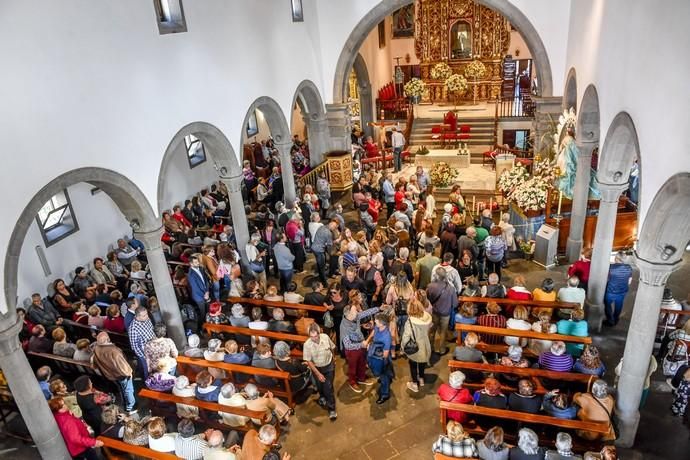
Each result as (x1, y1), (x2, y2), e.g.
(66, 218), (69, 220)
(99, 436), (180, 459)
(434, 455), (476, 460)
(657, 307), (690, 340)
(176, 356), (295, 407)
(61, 320), (133, 355)
(138, 388), (271, 433)
(455, 324), (591, 357)
(439, 401), (610, 434)
(458, 296), (581, 314)
(203, 323), (306, 357)
(27, 351), (105, 379)
(227, 296), (327, 314)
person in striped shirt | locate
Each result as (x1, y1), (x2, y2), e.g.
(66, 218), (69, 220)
(538, 341), (574, 372)
(477, 302), (507, 344)
(432, 420), (478, 458)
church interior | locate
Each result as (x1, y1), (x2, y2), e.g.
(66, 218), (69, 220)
(0, 1), (689, 459)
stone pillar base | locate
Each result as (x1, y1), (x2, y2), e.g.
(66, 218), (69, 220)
(565, 237), (583, 263)
(615, 408), (640, 448)
(585, 299), (605, 332)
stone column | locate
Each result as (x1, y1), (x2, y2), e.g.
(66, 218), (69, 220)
(134, 226), (186, 348)
(325, 103), (352, 152)
(585, 182), (628, 331)
(566, 141), (595, 263)
(276, 141), (296, 206)
(220, 173), (250, 265)
(305, 113), (330, 167)
(616, 256), (678, 447)
(0, 314), (71, 459)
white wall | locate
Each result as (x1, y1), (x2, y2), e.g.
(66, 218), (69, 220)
(16, 183), (132, 305)
(563, 0), (690, 225)
(357, 17), (394, 97)
(159, 142), (221, 212)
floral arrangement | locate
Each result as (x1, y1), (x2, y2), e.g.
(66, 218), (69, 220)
(464, 60), (487, 79)
(430, 62), (453, 80)
(404, 78), (426, 99)
(415, 145), (430, 156)
(518, 238), (536, 255)
(497, 163), (529, 195)
(429, 162), (459, 187)
(532, 156), (558, 184)
(508, 175), (550, 211)
(445, 73), (468, 93)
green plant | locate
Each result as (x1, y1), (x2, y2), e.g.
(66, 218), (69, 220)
(416, 145), (430, 156)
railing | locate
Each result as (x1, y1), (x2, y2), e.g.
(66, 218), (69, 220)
(494, 143), (532, 160)
(297, 160), (329, 192)
(497, 94), (536, 118)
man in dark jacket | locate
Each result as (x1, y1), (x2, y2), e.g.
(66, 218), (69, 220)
(427, 268), (458, 355)
(27, 294), (62, 330)
(92, 332), (136, 413)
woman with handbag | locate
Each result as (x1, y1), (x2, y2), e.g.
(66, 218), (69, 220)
(365, 313), (395, 405)
(401, 298), (432, 393)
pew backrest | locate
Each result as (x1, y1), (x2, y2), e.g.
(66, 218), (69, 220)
(98, 436), (180, 460)
(455, 324), (592, 345)
(227, 296), (327, 314)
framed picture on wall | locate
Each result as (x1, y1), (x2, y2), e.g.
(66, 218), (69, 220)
(378, 21), (386, 48)
(392, 5), (414, 38)
(246, 110), (259, 137)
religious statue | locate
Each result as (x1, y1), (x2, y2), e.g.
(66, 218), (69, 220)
(555, 126), (601, 200)
(450, 21), (472, 59)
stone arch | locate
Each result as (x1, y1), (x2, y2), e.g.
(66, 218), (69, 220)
(564, 67), (577, 111)
(332, 0), (554, 104)
(157, 121), (241, 214)
(597, 112), (640, 187)
(291, 80), (330, 166)
(352, 53), (375, 138)
(636, 173), (690, 266)
(576, 84), (600, 145)
(4, 167), (158, 316)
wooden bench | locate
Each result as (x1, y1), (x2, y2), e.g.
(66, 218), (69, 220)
(27, 351), (105, 378)
(203, 323), (306, 357)
(458, 296), (581, 314)
(176, 356), (295, 407)
(455, 324), (591, 357)
(448, 360), (596, 394)
(99, 436), (180, 459)
(434, 455), (476, 460)
(61, 320), (133, 356)
(138, 388), (271, 433)
(439, 401), (610, 434)
(657, 307), (690, 340)
(227, 296), (327, 314)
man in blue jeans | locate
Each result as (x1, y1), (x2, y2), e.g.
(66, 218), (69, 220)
(391, 127), (406, 173)
(92, 332), (136, 413)
(604, 252), (633, 327)
(273, 231), (294, 293)
(311, 220), (337, 285)
(366, 313), (394, 404)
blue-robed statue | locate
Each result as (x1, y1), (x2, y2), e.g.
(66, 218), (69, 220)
(556, 126), (600, 200)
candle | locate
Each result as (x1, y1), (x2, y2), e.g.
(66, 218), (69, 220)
(489, 197), (493, 213)
(557, 190), (563, 216)
(472, 196), (476, 214)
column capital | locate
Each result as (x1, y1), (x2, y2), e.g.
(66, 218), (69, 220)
(596, 182), (628, 203)
(634, 251), (679, 286)
(575, 140), (596, 157)
(222, 173), (243, 193)
(0, 315), (23, 356)
(133, 225), (164, 251)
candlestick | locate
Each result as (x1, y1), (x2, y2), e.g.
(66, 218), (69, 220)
(489, 197), (493, 214)
(472, 196), (476, 214)
(557, 190), (563, 216)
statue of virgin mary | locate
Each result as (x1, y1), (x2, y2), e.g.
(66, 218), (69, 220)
(556, 126), (578, 199)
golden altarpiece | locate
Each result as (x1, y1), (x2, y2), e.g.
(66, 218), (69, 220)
(414, 0), (511, 103)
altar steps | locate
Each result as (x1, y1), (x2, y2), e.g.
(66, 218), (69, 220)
(408, 116), (495, 162)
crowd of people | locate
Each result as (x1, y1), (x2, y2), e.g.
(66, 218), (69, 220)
(18, 149), (680, 460)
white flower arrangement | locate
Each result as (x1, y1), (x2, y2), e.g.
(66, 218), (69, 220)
(404, 78), (426, 99)
(445, 73), (468, 93)
(498, 163), (529, 195)
(430, 162), (459, 188)
(464, 60), (487, 79)
(507, 176), (550, 211)
(430, 62), (453, 80)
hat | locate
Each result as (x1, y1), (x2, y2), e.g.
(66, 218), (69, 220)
(231, 303), (245, 318)
(209, 301), (222, 316)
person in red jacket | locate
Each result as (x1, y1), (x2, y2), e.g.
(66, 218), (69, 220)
(366, 192), (380, 222)
(506, 275), (532, 316)
(567, 247), (592, 291)
(364, 136), (379, 158)
(49, 396), (103, 459)
(437, 371), (473, 423)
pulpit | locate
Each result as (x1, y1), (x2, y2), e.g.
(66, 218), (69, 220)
(326, 151), (353, 192)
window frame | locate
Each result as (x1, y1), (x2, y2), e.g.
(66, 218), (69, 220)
(35, 189), (79, 247)
(153, 0), (187, 35)
(185, 133), (207, 169)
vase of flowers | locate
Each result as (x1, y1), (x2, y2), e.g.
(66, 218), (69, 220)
(430, 62), (453, 80)
(497, 163), (529, 195)
(464, 60), (486, 105)
(404, 78), (426, 116)
(445, 74), (468, 109)
(430, 162), (459, 188)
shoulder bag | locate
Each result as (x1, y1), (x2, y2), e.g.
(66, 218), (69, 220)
(403, 319), (419, 355)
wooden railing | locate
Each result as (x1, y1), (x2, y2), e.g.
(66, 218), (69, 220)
(494, 144), (533, 160)
(297, 160), (329, 192)
(497, 94), (536, 118)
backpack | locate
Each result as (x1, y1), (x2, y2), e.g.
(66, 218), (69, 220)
(395, 296), (409, 316)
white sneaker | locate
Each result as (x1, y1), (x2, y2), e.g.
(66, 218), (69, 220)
(406, 381), (419, 393)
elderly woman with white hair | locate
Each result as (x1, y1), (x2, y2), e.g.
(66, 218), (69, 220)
(242, 424), (278, 460)
(172, 376), (199, 420)
(273, 341), (311, 394)
(243, 383), (291, 426)
(573, 379), (616, 441)
(497, 212), (516, 251)
(545, 432), (582, 460)
(538, 341), (574, 372)
(509, 428), (545, 460)
(246, 233), (267, 290)
(437, 371), (473, 423)
(217, 382), (250, 428)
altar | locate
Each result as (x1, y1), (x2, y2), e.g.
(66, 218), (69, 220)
(413, 149), (496, 191)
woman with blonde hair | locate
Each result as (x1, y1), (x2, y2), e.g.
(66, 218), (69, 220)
(432, 420), (478, 458)
(505, 305), (532, 347)
(402, 298), (432, 392)
(477, 426), (509, 460)
(52, 327), (77, 358)
(529, 309), (557, 354)
(368, 240), (384, 272)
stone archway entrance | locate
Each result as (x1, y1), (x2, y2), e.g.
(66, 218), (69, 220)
(291, 80), (330, 166)
(564, 67), (577, 111)
(241, 97), (296, 206)
(352, 53), (375, 138)
(2, 167), (180, 460)
(332, 0), (555, 105)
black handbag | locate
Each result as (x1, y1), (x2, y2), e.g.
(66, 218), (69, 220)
(403, 319), (419, 355)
